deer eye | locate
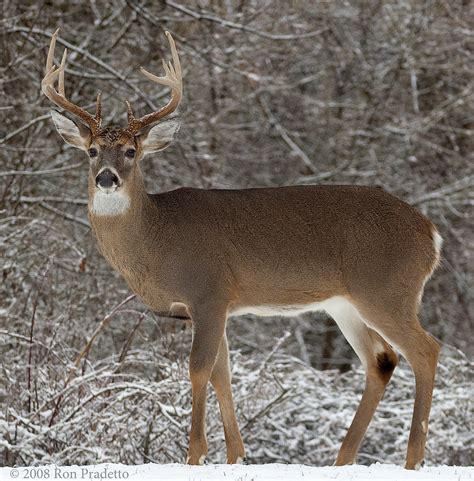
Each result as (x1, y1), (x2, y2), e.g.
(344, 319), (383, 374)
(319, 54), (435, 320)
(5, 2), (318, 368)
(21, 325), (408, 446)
(125, 148), (136, 158)
(88, 148), (98, 158)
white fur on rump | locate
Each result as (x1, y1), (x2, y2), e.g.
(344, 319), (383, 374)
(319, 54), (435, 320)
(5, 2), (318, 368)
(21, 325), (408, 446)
(91, 190), (130, 216)
(432, 229), (443, 261)
(417, 228), (443, 306)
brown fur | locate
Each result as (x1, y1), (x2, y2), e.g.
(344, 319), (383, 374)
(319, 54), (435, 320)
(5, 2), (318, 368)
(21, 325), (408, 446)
(95, 126), (134, 145)
(48, 109), (441, 468)
(44, 22), (441, 461)
(90, 181), (438, 316)
(86, 153), (440, 468)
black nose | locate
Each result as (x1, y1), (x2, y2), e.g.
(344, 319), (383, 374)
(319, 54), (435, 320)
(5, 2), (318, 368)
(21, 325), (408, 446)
(96, 169), (119, 189)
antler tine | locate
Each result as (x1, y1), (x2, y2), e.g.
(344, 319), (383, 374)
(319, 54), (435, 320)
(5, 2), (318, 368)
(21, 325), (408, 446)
(58, 48), (67, 96)
(126, 31), (183, 134)
(169, 31), (182, 78)
(95, 93), (102, 126)
(125, 100), (135, 122)
(41, 29), (102, 134)
(45, 28), (59, 74)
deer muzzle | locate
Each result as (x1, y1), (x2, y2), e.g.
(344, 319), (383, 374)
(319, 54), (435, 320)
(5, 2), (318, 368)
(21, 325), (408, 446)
(95, 168), (120, 192)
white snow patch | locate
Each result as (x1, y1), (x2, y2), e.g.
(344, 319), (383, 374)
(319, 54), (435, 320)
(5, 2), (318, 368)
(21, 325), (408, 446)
(0, 464), (472, 481)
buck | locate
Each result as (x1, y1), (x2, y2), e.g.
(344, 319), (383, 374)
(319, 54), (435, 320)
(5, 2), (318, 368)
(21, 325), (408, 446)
(43, 29), (442, 469)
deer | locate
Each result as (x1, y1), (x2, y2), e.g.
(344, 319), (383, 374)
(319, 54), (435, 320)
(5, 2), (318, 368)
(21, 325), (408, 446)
(42, 29), (442, 470)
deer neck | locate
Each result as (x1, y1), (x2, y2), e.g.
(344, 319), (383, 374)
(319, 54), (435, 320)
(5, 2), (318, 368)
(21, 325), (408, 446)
(88, 174), (160, 265)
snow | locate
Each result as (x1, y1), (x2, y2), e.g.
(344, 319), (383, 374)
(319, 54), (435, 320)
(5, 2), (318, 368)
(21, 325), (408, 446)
(0, 463), (472, 481)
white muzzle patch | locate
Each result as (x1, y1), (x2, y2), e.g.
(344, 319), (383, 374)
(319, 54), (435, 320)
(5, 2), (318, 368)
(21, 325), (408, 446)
(91, 190), (130, 216)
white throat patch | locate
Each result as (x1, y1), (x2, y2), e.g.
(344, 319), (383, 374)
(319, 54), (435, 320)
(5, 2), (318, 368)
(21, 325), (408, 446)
(91, 190), (130, 216)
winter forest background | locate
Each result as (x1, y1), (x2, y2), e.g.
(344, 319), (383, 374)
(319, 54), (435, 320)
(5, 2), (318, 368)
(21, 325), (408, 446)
(1, 0), (473, 468)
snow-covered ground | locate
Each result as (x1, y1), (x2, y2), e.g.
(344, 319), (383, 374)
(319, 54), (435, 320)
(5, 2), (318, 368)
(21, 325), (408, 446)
(0, 463), (472, 481)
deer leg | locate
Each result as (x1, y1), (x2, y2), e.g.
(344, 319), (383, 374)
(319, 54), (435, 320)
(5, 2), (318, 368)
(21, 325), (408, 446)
(376, 324), (439, 470)
(353, 302), (440, 470)
(186, 303), (227, 465)
(210, 334), (245, 464)
(403, 329), (439, 469)
(326, 304), (398, 466)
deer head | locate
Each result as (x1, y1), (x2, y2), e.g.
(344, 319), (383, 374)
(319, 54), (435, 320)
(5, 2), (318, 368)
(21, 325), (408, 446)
(42, 29), (183, 215)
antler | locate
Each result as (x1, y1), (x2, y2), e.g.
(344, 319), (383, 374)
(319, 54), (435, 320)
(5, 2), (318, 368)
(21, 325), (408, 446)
(42, 29), (102, 134)
(126, 31), (183, 135)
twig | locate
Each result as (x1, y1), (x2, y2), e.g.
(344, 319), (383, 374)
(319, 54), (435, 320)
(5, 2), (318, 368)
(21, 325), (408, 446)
(259, 98), (318, 174)
(116, 311), (147, 370)
(27, 262), (50, 413)
(410, 175), (474, 205)
(164, 1), (327, 41)
(38, 201), (90, 228)
(48, 294), (136, 427)
(19, 196), (88, 206)
(294, 326), (311, 366)
(0, 330), (66, 365)
(0, 114), (50, 145)
(75, 294), (137, 372)
(259, 331), (291, 373)
(241, 386), (291, 431)
(0, 163), (82, 177)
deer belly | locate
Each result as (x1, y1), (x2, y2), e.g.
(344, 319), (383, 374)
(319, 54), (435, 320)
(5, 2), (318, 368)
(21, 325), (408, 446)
(229, 296), (349, 318)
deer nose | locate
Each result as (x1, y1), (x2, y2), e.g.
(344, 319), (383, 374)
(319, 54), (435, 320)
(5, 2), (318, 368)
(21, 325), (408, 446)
(96, 169), (119, 190)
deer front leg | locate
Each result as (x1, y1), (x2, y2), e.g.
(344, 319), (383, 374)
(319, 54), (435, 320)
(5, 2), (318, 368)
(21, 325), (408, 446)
(210, 334), (245, 463)
(186, 303), (227, 465)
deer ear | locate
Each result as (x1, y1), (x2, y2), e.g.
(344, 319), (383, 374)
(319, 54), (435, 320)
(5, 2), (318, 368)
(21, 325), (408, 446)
(138, 118), (181, 157)
(50, 110), (91, 151)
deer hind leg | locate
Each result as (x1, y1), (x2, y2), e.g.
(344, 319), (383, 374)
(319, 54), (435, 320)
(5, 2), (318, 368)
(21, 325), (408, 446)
(353, 302), (440, 470)
(401, 327), (439, 469)
(187, 302), (227, 465)
(325, 301), (398, 466)
(210, 334), (245, 464)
